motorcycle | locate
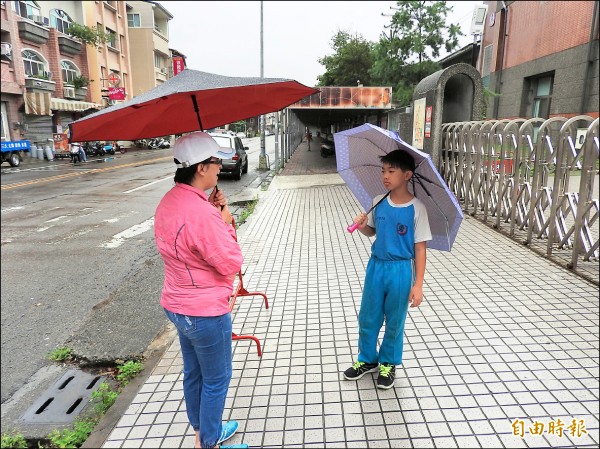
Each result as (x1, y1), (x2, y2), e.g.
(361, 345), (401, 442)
(148, 137), (170, 149)
(69, 143), (83, 163)
(320, 139), (336, 158)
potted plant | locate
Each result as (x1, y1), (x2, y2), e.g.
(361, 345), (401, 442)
(66, 23), (108, 48)
(72, 74), (89, 89)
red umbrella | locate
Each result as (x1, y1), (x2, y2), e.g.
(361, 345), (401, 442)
(69, 69), (318, 141)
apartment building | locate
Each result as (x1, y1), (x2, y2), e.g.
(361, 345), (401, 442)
(125, 0), (173, 97)
(1, 0), (176, 149)
(480, 0), (599, 120)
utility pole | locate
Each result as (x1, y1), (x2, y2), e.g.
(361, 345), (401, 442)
(274, 111), (279, 170)
(258, 0), (268, 170)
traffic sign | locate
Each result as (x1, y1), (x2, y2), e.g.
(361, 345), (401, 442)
(108, 73), (121, 86)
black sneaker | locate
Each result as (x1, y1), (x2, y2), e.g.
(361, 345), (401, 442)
(376, 363), (396, 389)
(343, 361), (379, 380)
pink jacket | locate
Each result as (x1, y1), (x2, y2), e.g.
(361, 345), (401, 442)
(154, 183), (243, 317)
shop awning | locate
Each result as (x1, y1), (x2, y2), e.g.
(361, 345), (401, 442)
(50, 98), (103, 112)
(23, 93), (103, 115)
(24, 92), (52, 116)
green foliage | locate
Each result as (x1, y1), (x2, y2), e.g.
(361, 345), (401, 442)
(91, 382), (118, 415)
(482, 88), (501, 119)
(67, 23), (108, 48)
(316, 1), (463, 106)
(48, 419), (95, 448)
(317, 31), (374, 86)
(28, 72), (51, 80)
(369, 1), (463, 106)
(72, 74), (89, 89)
(237, 198), (259, 225)
(0, 431), (27, 448)
(383, 1), (463, 64)
(116, 360), (143, 386)
(48, 347), (72, 362)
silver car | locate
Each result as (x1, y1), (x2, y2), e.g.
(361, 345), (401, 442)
(208, 133), (249, 180)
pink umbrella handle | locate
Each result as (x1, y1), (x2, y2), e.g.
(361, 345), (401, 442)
(347, 222), (360, 233)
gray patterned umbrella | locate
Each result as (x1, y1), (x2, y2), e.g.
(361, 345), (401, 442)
(334, 123), (463, 252)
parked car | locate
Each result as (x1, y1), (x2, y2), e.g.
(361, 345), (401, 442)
(208, 133), (249, 180)
(236, 132), (246, 138)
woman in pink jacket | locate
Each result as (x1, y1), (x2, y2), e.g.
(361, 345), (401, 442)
(154, 132), (247, 449)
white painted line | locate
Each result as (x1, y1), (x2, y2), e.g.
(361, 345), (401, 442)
(1, 206), (24, 213)
(123, 176), (172, 194)
(99, 217), (154, 249)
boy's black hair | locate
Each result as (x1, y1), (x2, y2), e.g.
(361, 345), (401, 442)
(380, 149), (415, 172)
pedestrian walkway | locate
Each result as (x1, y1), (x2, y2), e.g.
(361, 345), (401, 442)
(97, 144), (598, 448)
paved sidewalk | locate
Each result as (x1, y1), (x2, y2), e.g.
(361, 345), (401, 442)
(98, 144), (598, 448)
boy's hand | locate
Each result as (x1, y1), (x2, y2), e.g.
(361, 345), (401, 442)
(409, 284), (424, 308)
(353, 213), (368, 229)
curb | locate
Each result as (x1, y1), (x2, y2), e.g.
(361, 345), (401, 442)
(81, 324), (177, 449)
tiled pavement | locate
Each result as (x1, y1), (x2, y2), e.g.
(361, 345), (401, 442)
(99, 143), (599, 448)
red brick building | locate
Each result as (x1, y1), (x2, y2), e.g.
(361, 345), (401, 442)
(1, 1), (99, 148)
(480, 0), (599, 119)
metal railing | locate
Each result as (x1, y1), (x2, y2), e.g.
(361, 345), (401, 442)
(441, 116), (599, 283)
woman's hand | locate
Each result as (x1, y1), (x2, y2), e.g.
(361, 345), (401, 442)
(208, 187), (227, 209)
(220, 205), (233, 225)
(353, 213), (368, 229)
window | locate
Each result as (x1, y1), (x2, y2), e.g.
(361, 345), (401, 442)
(127, 13), (140, 27)
(154, 52), (162, 68)
(22, 49), (47, 78)
(100, 66), (107, 88)
(13, 0), (40, 19)
(1, 102), (9, 141)
(61, 60), (79, 84)
(532, 75), (553, 119)
(106, 27), (117, 49)
(50, 8), (72, 33)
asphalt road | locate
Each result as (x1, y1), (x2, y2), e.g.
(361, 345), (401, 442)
(0, 135), (279, 408)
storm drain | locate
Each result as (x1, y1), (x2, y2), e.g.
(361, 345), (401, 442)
(20, 369), (107, 424)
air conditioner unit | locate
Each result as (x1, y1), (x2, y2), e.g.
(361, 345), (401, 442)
(63, 87), (75, 98)
(0, 42), (12, 58)
(31, 15), (47, 26)
(160, 67), (168, 75)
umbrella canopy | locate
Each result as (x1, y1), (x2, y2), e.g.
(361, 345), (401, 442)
(69, 69), (318, 142)
(334, 123), (464, 252)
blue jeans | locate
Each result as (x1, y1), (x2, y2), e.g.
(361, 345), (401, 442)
(164, 309), (232, 448)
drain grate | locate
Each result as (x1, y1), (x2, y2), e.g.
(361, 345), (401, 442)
(20, 369), (106, 424)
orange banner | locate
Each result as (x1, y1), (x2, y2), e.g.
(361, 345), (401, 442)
(291, 86), (392, 109)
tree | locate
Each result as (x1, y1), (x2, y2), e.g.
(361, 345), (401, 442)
(317, 31), (374, 86)
(370, 1), (463, 106)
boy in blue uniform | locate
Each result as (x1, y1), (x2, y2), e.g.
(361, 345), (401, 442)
(343, 149), (432, 389)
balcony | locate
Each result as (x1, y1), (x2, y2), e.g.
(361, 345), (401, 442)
(25, 77), (55, 92)
(58, 35), (82, 55)
(75, 87), (88, 101)
(17, 20), (49, 45)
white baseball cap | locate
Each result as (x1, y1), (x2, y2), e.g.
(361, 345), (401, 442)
(173, 131), (235, 168)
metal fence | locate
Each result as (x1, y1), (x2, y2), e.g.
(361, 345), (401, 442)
(441, 116), (599, 284)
